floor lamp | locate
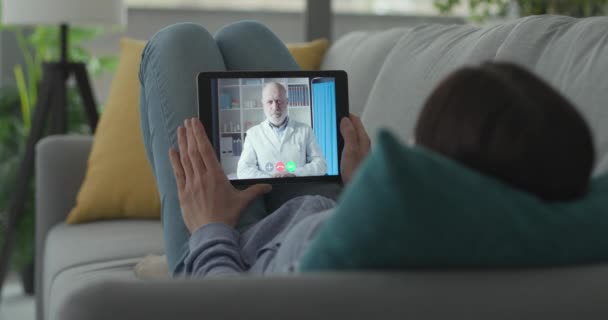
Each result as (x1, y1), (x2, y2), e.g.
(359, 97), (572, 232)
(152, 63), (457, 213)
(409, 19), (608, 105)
(0, 0), (126, 299)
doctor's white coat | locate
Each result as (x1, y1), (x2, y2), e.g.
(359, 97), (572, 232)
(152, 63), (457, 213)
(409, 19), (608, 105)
(237, 119), (328, 178)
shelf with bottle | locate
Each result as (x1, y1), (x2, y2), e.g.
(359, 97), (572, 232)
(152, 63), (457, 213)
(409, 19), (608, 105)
(240, 98), (261, 109)
(218, 90), (241, 110)
(238, 83), (265, 87)
(263, 77), (286, 84)
(219, 104), (241, 110)
(221, 121), (242, 134)
(221, 83), (263, 88)
(218, 78), (239, 86)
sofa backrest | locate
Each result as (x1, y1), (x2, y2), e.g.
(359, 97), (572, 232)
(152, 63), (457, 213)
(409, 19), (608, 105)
(322, 15), (608, 175)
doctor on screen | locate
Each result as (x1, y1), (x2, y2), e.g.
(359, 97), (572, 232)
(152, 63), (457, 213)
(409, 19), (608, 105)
(237, 82), (327, 179)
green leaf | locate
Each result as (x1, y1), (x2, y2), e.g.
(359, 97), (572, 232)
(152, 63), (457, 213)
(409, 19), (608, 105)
(13, 65), (31, 130)
(88, 56), (119, 76)
(28, 26), (58, 49)
(87, 57), (102, 76)
(99, 56), (119, 72)
(434, 0), (607, 20)
(14, 30), (40, 110)
(0, 25), (18, 32)
(70, 46), (92, 63)
(69, 27), (104, 45)
(433, 0), (461, 13)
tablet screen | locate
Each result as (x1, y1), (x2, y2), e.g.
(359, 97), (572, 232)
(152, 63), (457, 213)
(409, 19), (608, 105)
(209, 76), (339, 181)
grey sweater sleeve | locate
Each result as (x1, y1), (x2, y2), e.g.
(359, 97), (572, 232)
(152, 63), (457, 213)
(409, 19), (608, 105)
(184, 195), (337, 277)
(184, 223), (245, 277)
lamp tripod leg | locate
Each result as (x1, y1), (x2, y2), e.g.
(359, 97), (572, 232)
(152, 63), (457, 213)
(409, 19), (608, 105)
(73, 63), (99, 132)
(48, 67), (68, 135)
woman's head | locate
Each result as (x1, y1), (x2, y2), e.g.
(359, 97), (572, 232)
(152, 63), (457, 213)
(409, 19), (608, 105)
(414, 62), (595, 201)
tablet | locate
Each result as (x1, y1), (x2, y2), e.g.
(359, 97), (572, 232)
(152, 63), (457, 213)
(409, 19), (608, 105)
(197, 70), (349, 185)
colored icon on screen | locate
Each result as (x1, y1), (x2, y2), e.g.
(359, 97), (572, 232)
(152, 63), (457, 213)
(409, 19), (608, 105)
(286, 161), (296, 173)
(265, 162), (274, 172)
(276, 162), (285, 172)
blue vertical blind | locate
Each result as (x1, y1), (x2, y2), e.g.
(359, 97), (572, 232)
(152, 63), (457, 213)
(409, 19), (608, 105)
(312, 79), (338, 175)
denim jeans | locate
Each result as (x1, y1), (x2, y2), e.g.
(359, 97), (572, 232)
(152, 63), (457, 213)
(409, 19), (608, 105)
(139, 21), (341, 274)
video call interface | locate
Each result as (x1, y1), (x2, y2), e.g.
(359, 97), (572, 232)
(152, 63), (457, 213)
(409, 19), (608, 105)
(211, 76), (338, 180)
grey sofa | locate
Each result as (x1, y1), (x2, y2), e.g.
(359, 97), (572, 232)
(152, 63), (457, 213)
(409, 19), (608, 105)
(36, 15), (608, 320)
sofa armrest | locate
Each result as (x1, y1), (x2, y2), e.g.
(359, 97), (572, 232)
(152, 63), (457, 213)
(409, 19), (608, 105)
(35, 134), (92, 319)
(61, 274), (405, 320)
(59, 268), (608, 320)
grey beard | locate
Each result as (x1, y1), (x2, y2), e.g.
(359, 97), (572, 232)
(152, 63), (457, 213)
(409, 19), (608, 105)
(269, 115), (288, 127)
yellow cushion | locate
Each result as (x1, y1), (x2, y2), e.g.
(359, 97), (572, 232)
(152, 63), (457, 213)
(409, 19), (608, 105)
(66, 38), (160, 224)
(67, 37), (329, 224)
(286, 38), (329, 70)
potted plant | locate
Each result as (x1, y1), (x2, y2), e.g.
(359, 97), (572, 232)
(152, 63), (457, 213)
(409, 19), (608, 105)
(0, 85), (36, 294)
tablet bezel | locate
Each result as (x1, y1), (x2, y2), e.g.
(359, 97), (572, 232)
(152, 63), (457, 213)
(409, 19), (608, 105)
(197, 70), (348, 186)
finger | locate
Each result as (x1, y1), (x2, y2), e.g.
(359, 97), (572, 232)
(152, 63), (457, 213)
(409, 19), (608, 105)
(168, 148), (186, 191)
(340, 116), (358, 148)
(240, 184), (273, 204)
(185, 119), (207, 177)
(191, 117), (222, 172)
(350, 114), (370, 151)
(177, 125), (194, 179)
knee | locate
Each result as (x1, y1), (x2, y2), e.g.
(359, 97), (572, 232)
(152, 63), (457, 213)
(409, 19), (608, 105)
(148, 22), (213, 48)
(217, 20), (269, 34)
(215, 20), (273, 42)
(140, 23), (214, 76)
(150, 22), (213, 50)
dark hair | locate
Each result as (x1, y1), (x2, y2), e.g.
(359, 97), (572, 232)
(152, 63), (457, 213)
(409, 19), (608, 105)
(414, 62), (595, 201)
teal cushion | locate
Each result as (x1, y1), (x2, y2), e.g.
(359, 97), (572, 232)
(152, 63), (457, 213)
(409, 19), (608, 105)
(299, 130), (608, 271)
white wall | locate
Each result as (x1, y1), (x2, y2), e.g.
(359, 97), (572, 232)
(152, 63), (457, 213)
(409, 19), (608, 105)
(86, 8), (463, 106)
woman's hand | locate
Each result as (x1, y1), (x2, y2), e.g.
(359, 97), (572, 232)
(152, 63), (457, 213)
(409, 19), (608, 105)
(168, 118), (272, 233)
(340, 114), (371, 184)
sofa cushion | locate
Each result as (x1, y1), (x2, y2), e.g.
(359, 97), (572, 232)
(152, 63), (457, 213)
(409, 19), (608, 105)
(134, 254), (170, 280)
(43, 220), (164, 316)
(493, 16), (608, 175)
(66, 38), (161, 224)
(361, 16), (608, 175)
(287, 38), (329, 70)
(360, 22), (517, 148)
(320, 28), (404, 116)
(299, 130), (608, 271)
